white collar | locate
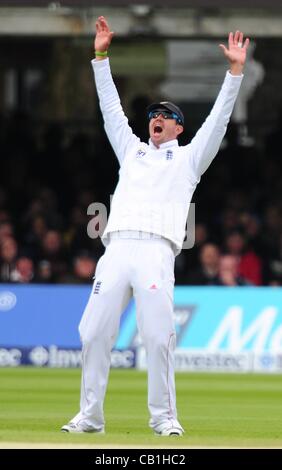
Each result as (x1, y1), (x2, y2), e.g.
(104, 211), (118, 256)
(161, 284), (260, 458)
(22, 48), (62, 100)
(148, 139), (179, 150)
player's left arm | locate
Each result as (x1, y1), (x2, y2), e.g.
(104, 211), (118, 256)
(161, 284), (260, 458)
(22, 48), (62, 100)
(187, 31), (250, 182)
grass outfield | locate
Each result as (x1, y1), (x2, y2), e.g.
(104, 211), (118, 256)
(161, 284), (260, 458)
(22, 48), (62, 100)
(0, 368), (282, 448)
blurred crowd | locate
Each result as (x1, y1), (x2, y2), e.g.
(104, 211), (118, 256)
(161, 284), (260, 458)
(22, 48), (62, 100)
(0, 107), (281, 286)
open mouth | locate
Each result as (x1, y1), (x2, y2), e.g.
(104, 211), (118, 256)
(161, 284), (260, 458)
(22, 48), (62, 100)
(153, 125), (163, 134)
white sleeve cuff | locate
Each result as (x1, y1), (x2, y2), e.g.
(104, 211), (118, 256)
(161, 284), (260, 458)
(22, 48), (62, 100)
(91, 57), (110, 68)
(226, 70), (244, 79)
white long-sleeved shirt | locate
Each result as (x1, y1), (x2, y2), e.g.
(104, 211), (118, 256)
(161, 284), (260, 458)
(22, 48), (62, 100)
(92, 58), (243, 254)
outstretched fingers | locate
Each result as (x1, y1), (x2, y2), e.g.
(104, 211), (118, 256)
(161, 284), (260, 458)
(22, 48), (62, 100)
(228, 31), (234, 48)
(227, 31), (250, 50)
(238, 31), (244, 46)
(98, 16), (110, 32)
(243, 37), (250, 50)
(233, 30), (240, 45)
(95, 21), (101, 33)
(219, 43), (228, 55)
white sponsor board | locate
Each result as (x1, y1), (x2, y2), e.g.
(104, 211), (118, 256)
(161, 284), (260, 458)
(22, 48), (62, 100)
(136, 347), (282, 373)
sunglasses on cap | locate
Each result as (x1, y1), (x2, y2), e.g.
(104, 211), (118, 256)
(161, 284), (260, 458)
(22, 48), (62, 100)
(148, 110), (183, 125)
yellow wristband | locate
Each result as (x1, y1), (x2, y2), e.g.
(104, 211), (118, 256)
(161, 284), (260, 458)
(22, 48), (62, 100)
(95, 50), (108, 57)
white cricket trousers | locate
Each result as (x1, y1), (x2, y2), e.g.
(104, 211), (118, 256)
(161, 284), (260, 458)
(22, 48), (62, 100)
(74, 235), (179, 431)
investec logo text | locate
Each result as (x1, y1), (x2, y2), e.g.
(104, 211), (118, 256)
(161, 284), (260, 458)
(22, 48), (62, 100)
(208, 307), (282, 353)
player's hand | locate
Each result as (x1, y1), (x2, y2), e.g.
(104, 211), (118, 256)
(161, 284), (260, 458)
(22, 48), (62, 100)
(219, 31), (250, 75)
(95, 16), (114, 53)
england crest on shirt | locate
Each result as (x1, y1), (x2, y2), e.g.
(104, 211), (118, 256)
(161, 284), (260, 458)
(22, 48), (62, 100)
(166, 149), (173, 160)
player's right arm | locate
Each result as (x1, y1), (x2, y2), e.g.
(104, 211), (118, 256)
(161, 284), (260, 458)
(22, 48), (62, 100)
(92, 16), (140, 165)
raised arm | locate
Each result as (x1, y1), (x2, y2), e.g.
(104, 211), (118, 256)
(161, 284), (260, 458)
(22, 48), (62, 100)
(94, 16), (114, 62)
(219, 30), (249, 76)
(92, 16), (140, 165)
(187, 31), (250, 182)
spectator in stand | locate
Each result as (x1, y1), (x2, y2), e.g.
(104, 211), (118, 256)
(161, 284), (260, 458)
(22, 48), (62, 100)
(218, 254), (250, 286)
(240, 212), (263, 256)
(176, 222), (210, 284)
(73, 254), (97, 283)
(23, 188), (64, 233)
(185, 222), (209, 267)
(217, 207), (241, 243)
(36, 260), (55, 284)
(261, 204), (282, 259)
(13, 257), (35, 283)
(38, 188), (65, 229)
(224, 229), (262, 285)
(0, 209), (11, 224)
(0, 237), (18, 282)
(24, 215), (48, 258)
(0, 221), (15, 244)
(60, 252), (97, 284)
(263, 232), (282, 286)
(187, 243), (221, 285)
(66, 198), (103, 259)
(38, 230), (68, 282)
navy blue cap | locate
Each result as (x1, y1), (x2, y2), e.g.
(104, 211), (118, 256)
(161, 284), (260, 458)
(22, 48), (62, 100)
(147, 101), (184, 126)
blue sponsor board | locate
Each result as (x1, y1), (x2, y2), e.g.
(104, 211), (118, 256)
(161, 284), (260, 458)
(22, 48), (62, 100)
(0, 285), (89, 348)
(0, 285), (282, 354)
(174, 286), (282, 352)
(117, 287), (282, 354)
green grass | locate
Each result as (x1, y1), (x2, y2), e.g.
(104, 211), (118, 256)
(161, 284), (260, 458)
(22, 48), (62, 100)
(1, 368), (282, 448)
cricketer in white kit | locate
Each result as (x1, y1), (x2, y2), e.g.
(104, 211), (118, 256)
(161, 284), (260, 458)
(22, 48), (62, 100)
(61, 17), (249, 436)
